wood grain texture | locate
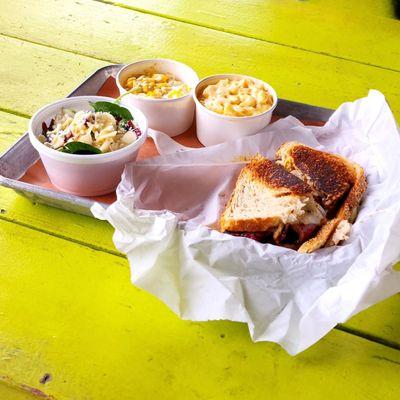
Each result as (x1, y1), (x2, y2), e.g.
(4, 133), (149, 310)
(0, 383), (39, 400)
(310, 0), (394, 16)
(110, 0), (400, 71)
(0, 35), (105, 116)
(0, 219), (400, 400)
(345, 293), (400, 346)
(0, 111), (27, 154)
(1, 1), (400, 118)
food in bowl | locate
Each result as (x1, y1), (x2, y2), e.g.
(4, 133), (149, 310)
(38, 101), (142, 154)
(29, 96), (148, 196)
(198, 77), (274, 117)
(123, 72), (191, 99)
(193, 74), (277, 146)
(117, 59), (199, 136)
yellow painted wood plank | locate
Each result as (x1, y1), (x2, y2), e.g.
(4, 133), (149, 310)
(345, 293), (400, 345)
(109, 0), (400, 71)
(1, 1), (400, 119)
(310, 0), (394, 17)
(0, 187), (118, 254)
(0, 382), (39, 400)
(0, 111), (27, 154)
(0, 35), (106, 117)
(0, 218), (400, 400)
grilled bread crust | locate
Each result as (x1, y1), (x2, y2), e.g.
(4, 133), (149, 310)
(247, 154), (312, 196)
(220, 215), (281, 233)
(276, 142), (357, 211)
(292, 147), (367, 253)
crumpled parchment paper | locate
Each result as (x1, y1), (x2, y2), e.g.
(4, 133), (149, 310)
(93, 90), (400, 355)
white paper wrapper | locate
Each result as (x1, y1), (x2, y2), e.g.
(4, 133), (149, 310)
(92, 90), (400, 355)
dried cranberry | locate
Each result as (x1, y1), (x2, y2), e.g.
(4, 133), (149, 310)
(125, 120), (134, 130)
(134, 126), (142, 137)
(41, 122), (50, 141)
(125, 120), (142, 137)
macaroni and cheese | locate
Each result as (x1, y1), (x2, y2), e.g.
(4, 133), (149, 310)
(39, 108), (142, 153)
(124, 73), (190, 99)
(199, 78), (274, 117)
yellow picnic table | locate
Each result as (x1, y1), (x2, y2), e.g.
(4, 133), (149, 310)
(1, 0), (400, 398)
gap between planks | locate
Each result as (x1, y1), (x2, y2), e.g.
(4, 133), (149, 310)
(93, 0), (400, 74)
(0, 213), (123, 258)
(0, 106), (31, 120)
(0, 216), (399, 353)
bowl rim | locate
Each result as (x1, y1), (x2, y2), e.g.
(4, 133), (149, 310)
(193, 73), (278, 120)
(116, 58), (199, 103)
(28, 95), (148, 164)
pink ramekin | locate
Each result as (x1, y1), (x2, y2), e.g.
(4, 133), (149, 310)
(28, 96), (148, 196)
(193, 74), (278, 147)
(116, 59), (199, 137)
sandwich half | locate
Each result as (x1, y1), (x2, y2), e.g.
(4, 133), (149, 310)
(276, 142), (367, 252)
(220, 155), (326, 248)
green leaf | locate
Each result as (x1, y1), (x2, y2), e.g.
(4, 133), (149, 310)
(60, 142), (102, 155)
(91, 101), (133, 121)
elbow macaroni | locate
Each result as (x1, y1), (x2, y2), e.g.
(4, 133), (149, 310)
(199, 78), (274, 117)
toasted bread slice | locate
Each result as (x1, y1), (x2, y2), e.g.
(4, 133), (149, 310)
(276, 142), (358, 214)
(220, 155), (325, 233)
(276, 143), (367, 253)
(307, 162), (366, 252)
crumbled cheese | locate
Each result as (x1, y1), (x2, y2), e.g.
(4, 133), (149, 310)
(331, 220), (351, 245)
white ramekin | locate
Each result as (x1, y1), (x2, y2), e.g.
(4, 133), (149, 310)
(116, 59), (199, 137)
(28, 96), (148, 196)
(193, 74), (278, 147)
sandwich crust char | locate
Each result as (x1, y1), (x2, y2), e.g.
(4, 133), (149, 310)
(276, 142), (357, 212)
(247, 154), (311, 196)
(276, 142), (367, 253)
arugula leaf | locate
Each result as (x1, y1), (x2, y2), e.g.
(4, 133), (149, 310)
(60, 142), (102, 155)
(91, 101), (133, 121)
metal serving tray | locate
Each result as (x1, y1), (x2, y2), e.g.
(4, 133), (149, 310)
(0, 64), (334, 217)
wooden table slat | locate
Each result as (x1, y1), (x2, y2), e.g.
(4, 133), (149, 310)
(108, 0), (400, 71)
(0, 219), (400, 400)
